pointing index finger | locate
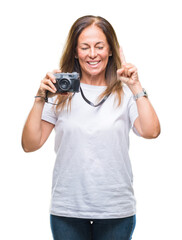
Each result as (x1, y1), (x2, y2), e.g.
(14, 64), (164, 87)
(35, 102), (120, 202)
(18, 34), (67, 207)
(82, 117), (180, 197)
(119, 46), (126, 65)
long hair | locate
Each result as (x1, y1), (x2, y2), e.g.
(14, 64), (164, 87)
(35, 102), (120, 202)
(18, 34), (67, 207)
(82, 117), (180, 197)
(55, 15), (123, 110)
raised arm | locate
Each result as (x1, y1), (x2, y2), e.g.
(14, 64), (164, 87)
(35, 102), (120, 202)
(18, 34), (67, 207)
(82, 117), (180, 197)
(22, 70), (60, 152)
(117, 47), (161, 139)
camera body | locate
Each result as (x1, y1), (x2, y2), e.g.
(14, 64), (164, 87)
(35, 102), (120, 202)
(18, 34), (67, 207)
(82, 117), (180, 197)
(53, 72), (80, 93)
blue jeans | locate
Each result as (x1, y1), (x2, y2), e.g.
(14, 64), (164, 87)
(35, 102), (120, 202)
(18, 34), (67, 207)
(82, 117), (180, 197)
(50, 214), (136, 240)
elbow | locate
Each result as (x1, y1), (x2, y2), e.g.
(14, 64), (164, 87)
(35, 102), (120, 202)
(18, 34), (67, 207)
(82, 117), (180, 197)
(152, 122), (161, 139)
(21, 138), (29, 152)
(22, 142), (32, 153)
(150, 130), (160, 139)
(22, 144), (40, 153)
(23, 148), (31, 153)
(22, 145), (32, 153)
(21, 139), (40, 153)
(141, 125), (161, 139)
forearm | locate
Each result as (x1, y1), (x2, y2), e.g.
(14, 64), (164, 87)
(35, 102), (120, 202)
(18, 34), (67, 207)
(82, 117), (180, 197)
(136, 97), (160, 138)
(130, 83), (161, 138)
(22, 98), (45, 152)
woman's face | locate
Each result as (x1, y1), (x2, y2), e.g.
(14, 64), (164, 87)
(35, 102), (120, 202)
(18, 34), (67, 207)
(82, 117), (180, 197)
(76, 24), (111, 79)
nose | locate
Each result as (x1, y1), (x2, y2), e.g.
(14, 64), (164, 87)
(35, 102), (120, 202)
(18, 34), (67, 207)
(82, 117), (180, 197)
(89, 47), (97, 59)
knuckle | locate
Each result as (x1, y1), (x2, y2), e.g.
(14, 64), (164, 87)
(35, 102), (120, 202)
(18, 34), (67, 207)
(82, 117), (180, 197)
(46, 72), (53, 80)
(46, 72), (51, 76)
(53, 69), (61, 73)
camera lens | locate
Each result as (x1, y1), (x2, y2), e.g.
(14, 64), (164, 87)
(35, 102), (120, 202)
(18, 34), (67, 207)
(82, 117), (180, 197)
(58, 78), (71, 91)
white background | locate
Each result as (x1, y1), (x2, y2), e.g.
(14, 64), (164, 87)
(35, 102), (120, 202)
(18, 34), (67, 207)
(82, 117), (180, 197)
(0, 0), (182, 239)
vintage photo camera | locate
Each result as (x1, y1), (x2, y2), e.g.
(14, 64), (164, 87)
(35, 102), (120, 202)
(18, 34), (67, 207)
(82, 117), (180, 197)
(53, 72), (80, 93)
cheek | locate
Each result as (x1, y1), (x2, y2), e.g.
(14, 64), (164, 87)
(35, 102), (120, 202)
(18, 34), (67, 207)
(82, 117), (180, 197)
(101, 52), (110, 64)
(100, 48), (110, 59)
(77, 50), (86, 60)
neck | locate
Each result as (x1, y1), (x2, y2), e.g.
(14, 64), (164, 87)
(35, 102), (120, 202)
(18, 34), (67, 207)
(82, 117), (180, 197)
(80, 73), (107, 86)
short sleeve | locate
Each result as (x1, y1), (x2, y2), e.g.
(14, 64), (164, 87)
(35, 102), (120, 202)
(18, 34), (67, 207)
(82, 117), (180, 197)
(128, 95), (140, 136)
(41, 98), (57, 125)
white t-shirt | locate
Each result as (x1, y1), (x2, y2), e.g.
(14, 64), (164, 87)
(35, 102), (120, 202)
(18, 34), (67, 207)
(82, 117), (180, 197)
(41, 83), (139, 219)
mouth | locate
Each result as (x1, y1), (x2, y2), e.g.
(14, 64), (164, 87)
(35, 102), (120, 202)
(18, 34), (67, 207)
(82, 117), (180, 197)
(87, 61), (101, 67)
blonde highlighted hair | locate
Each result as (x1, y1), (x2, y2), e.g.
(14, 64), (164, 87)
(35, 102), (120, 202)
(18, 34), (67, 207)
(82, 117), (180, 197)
(55, 15), (123, 110)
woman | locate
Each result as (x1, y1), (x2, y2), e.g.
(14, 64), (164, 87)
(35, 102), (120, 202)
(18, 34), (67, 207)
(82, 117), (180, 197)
(22, 15), (160, 240)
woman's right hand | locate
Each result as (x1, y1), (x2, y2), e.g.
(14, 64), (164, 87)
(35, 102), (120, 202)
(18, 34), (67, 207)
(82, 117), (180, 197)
(36, 69), (62, 98)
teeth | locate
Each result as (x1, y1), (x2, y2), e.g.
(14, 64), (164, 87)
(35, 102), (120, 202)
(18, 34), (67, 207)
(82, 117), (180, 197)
(88, 61), (99, 65)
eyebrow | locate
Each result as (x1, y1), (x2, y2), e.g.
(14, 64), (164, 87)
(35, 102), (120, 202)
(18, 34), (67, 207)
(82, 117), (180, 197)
(80, 41), (105, 46)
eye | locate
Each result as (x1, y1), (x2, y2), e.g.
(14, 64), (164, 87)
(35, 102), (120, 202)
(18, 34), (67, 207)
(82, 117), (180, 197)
(97, 46), (104, 50)
(81, 47), (89, 50)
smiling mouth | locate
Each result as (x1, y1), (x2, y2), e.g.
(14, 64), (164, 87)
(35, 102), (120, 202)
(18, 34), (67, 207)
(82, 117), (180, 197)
(87, 61), (101, 66)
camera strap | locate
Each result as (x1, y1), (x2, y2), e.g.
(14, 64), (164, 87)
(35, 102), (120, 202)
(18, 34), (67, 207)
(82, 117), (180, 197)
(37, 88), (110, 107)
(37, 91), (75, 105)
(80, 87), (110, 107)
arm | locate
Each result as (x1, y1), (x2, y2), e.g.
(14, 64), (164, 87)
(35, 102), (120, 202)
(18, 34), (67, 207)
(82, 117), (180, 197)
(117, 48), (161, 139)
(130, 83), (161, 139)
(22, 99), (55, 152)
(21, 70), (60, 152)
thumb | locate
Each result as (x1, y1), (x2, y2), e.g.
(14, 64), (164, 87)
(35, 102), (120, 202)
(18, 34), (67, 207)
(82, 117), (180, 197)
(117, 68), (124, 76)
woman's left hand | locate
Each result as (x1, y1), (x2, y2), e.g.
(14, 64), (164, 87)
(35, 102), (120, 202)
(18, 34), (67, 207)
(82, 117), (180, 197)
(117, 47), (140, 83)
(117, 47), (142, 94)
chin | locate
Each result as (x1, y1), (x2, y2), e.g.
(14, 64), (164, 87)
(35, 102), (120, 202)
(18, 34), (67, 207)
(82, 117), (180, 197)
(86, 69), (105, 76)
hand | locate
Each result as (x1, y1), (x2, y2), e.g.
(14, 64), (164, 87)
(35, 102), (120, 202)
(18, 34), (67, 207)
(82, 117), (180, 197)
(36, 69), (69, 100)
(36, 69), (61, 99)
(117, 47), (140, 89)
